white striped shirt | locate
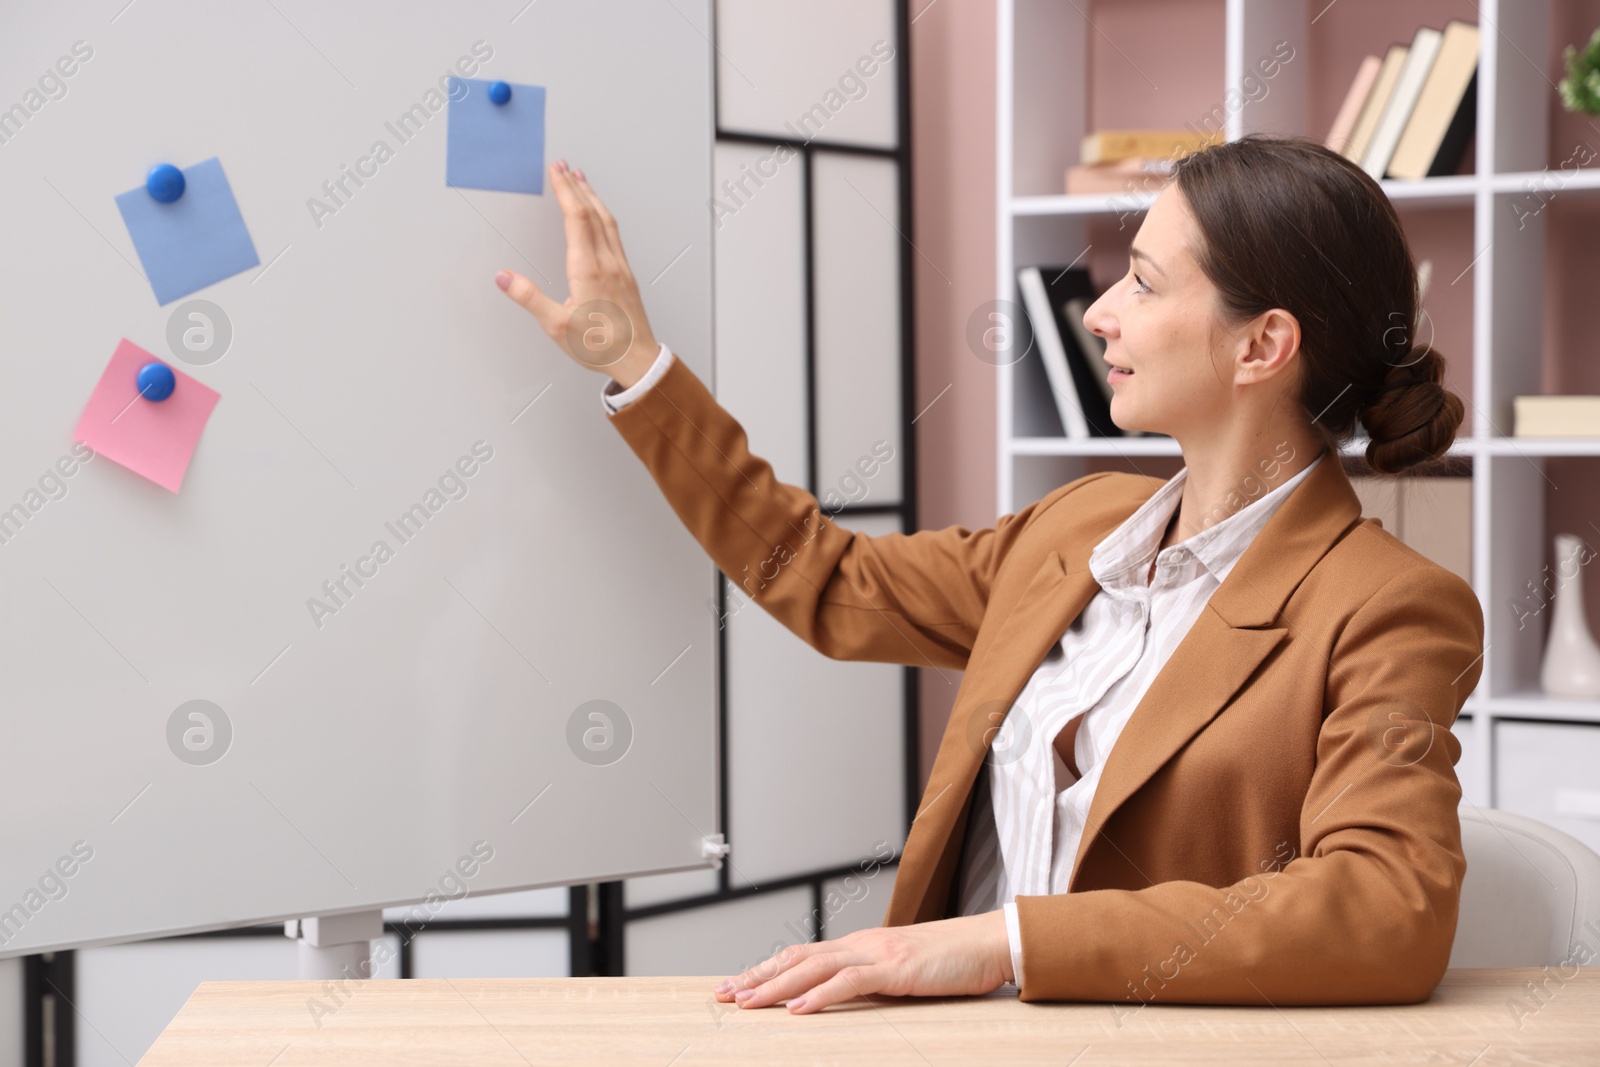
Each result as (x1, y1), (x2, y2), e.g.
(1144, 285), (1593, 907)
(964, 449), (1326, 989)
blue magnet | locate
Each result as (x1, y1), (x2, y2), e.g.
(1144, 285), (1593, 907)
(136, 361), (177, 401)
(488, 80), (511, 106)
(146, 163), (186, 204)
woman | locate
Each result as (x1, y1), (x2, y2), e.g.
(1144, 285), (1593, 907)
(493, 134), (1483, 1013)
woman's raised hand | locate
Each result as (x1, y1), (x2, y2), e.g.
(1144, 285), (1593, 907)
(495, 158), (661, 389)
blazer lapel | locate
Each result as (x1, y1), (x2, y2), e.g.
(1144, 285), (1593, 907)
(1065, 451), (1363, 888)
(1063, 612), (1287, 889)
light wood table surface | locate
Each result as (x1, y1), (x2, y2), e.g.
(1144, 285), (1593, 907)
(139, 969), (1599, 1065)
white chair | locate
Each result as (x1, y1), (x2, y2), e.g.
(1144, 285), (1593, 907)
(1449, 804), (1600, 969)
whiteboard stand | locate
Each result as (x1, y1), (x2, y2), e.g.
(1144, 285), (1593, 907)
(284, 912), (382, 982)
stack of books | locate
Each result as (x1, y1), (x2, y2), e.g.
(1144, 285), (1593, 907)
(1326, 19), (1480, 179)
(1065, 129), (1221, 195)
(1015, 265), (1159, 438)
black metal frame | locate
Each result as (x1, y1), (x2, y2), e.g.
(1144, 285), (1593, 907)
(23, 954), (73, 1067)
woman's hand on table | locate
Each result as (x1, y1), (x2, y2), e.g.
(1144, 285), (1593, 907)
(494, 158), (660, 389)
(712, 910), (1014, 1014)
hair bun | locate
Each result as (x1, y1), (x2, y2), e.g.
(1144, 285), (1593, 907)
(1360, 343), (1464, 475)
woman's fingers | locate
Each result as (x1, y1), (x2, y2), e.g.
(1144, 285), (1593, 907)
(569, 169), (629, 271)
(725, 941), (809, 994)
(548, 161), (604, 278)
(783, 964), (886, 1014)
(731, 953), (864, 1011)
(496, 269), (565, 337)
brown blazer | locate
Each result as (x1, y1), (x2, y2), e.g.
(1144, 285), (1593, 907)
(606, 353), (1484, 1007)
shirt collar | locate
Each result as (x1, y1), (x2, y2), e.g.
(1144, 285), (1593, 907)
(1089, 449), (1327, 589)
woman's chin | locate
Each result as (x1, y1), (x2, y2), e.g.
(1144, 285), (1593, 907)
(1108, 397), (1163, 438)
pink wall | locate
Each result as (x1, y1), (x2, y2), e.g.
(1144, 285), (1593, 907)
(909, 0), (997, 789)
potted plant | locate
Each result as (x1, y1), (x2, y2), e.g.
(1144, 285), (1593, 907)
(1559, 25), (1600, 114)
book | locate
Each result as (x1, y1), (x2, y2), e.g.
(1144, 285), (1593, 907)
(1513, 396), (1600, 437)
(1363, 26), (1445, 180)
(1343, 43), (1409, 164)
(1065, 156), (1174, 195)
(1015, 267), (1123, 438)
(1388, 20), (1479, 179)
(1080, 129), (1222, 166)
(1326, 55), (1382, 154)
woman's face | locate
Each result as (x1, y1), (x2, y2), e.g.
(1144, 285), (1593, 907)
(1082, 185), (1242, 440)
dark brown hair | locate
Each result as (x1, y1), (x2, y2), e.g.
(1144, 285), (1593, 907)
(1171, 133), (1465, 476)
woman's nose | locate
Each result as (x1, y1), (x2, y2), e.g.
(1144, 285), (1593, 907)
(1082, 292), (1113, 338)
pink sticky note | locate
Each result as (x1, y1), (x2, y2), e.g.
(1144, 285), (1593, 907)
(74, 339), (220, 493)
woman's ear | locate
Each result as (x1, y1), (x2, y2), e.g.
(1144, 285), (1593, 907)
(1242, 308), (1300, 383)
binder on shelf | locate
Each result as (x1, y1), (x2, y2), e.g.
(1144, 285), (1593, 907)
(1363, 25), (1445, 180)
(1343, 42), (1409, 165)
(1388, 20), (1479, 179)
(1015, 266), (1131, 439)
(1017, 266), (1088, 437)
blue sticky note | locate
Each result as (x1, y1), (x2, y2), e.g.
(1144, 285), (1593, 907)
(446, 77), (546, 194)
(115, 157), (260, 306)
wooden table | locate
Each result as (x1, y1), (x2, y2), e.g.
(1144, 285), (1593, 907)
(140, 969), (1599, 1065)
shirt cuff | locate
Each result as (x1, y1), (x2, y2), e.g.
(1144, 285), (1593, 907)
(1003, 901), (1024, 990)
(601, 342), (674, 414)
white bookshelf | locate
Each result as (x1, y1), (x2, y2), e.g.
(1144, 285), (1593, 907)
(995, 0), (1600, 839)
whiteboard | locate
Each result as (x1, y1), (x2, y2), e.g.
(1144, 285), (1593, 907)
(0, 0), (718, 958)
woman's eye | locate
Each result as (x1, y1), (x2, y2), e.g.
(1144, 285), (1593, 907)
(1133, 272), (1150, 293)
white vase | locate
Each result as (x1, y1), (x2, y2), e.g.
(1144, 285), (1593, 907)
(1538, 533), (1600, 699)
